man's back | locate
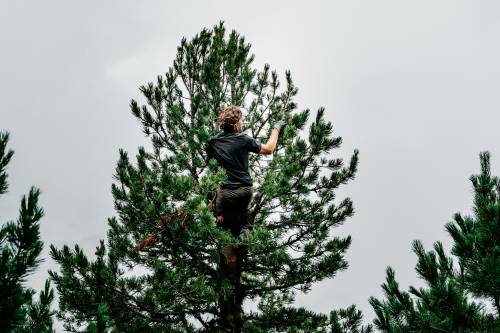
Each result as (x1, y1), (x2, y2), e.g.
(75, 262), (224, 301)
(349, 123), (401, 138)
(207, 132), (261, 189)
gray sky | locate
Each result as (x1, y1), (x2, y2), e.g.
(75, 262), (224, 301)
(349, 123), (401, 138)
(2, 1), (500, 331)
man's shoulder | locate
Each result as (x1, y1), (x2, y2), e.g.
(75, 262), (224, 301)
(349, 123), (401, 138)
(208, 132), (224, 142)
(210, 132), (251, 142)
(238, 132), (254, 140)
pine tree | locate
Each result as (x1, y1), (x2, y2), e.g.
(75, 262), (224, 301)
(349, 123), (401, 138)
(49, 21), (371, 332)
(446, 152), (500, 317)
(0, 131), (55, 332)
(369, 152), (500, 333)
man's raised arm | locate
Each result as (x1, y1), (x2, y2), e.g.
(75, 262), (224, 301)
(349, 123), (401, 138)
(259, 120), (286, 155)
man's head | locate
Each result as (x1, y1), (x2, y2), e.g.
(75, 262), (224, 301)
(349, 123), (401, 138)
(218, 105), (243, 133)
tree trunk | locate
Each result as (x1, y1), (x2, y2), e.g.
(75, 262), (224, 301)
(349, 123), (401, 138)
(217, 244), (245, 332)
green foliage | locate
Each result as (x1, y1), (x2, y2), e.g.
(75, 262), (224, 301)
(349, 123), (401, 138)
(446, 152), (500, 315)
(0, 131), (14, 195)
(243, 302), (372, 333)
(370, 152), (500, 333)
(0, 131), (54, 332)
(85, 303), (113, 333)
(50, 22), (368, 332)
(15, 279), (56, 333)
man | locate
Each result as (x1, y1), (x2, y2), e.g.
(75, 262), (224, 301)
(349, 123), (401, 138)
(206, 105), (286, 241)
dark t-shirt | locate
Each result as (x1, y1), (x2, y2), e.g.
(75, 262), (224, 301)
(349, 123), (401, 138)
(207, 131), (262, 189)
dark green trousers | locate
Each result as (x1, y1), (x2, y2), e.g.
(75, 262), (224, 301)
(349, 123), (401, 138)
(215, 185), (253, 237)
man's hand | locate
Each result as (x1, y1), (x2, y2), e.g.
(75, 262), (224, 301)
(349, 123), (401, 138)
(273, 120), (287, 131)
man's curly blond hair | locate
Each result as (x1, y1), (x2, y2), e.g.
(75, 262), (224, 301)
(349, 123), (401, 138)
(218, 105), (242, 133)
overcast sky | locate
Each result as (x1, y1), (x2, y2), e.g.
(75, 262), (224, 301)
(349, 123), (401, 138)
(2, 1), (500, 331)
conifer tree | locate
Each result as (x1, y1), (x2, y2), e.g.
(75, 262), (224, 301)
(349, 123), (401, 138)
(49, 22), (371, 332)
(0, 131), (55, 332)
(370, 152), (500, 333)
(446, 151), (500, 317)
